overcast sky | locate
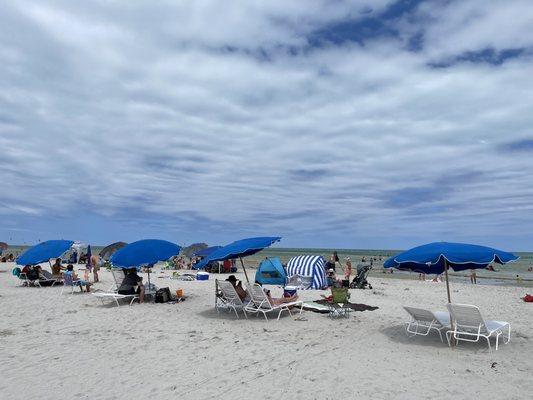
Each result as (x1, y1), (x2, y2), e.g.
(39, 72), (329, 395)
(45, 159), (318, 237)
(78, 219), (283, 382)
(1, 0), (533, 250)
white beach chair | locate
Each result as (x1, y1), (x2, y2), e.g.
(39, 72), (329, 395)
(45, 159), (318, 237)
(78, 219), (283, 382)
(446, 303), (511, 351)
(244, 283), (303, 321)
(215, 280), (247, 319)
(36, 271), (61, 287)
(109, 269), (126, 291)
(403, 306), (450, 342)
(92, 269), (139, 307)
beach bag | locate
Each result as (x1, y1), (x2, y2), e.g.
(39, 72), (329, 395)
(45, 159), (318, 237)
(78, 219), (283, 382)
(155, 287), (171, 303)
(523, 294), (533, 303)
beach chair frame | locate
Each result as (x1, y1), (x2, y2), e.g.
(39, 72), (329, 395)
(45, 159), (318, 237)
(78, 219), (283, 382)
(328, 287), (352, 318)
(244, 283), (303, 321)
(215, 280), (247, 319)
(403, 306), (450, 342)
(91, 269), (139, 307)
(446, 303), (511, 351)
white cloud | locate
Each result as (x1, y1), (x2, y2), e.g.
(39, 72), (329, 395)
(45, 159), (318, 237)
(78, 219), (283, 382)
(1, 0), (532, 249)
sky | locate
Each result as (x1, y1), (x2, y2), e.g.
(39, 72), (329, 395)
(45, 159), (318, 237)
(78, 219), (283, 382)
(1, 0), (533, 251)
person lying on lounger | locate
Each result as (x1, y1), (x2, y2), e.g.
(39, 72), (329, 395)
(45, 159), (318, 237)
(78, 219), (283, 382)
(118, 268), (145, 303)
(264, 288), (299, 306)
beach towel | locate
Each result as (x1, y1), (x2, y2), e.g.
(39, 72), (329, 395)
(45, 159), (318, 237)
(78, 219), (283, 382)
(315, 299), (379, 312)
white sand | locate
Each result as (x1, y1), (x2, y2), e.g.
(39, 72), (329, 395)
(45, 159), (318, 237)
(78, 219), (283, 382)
(0, 263), (532, 400)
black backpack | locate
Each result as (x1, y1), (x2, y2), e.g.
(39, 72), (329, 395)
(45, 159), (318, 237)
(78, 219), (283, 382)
(155, 287), (171, 303)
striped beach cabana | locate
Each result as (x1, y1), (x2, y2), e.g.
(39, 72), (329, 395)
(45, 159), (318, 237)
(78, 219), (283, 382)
(286, 255), (327, 289)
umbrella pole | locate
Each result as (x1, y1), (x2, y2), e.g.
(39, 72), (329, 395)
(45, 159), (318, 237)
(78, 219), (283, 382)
(239, 258), (250, 284)
(444, 260), (452, 303)
(444, 260), (455, 347)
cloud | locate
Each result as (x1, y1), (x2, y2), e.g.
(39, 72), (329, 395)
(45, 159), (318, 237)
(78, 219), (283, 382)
(1, 0), (533, 250)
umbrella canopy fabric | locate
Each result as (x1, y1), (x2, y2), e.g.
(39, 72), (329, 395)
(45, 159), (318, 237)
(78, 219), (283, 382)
(17, 240), (74, 265)
(194, 246), (222, 258)
(99, 241), (127, 260)
(383, 242), (519, 274)
(193, 237), (281, 270)
(0, 242), (8, 251)
(110, 239), (181, 269)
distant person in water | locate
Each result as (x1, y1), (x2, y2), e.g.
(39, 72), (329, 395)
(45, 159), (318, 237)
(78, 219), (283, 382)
(470, 269), (477, 284)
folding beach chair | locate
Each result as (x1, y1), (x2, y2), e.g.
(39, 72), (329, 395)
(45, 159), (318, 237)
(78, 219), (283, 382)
(215, 280), (247, 319)
(60, 272), (83, 294)
(244, 283), (303, 321)
(327, 287), (352, 318)
(92, 269), (139, 307)
(446, 303), (511, 351)
(403, 306), (450, 342)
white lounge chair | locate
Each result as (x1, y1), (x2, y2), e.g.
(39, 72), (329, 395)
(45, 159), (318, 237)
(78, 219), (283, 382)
(91, 269), (139, 307)
(446, 303), (511, 351)
(403, 306), (450, 342)
(36, 271), (61, 287)
(215, 280), (247, 319)
(244, 283), (303, 321)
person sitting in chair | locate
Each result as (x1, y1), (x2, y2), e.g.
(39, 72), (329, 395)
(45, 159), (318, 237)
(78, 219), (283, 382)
(118, 268), (145, 303)
(64, 264), (91, 292)
(51, 258), (65, 278)
(226, 275), (248, 301)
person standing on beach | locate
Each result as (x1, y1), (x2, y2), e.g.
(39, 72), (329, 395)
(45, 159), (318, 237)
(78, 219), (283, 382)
(344, 258), (352, 281)
(326, 251), (339, 271)
(470, 269), (477, 284)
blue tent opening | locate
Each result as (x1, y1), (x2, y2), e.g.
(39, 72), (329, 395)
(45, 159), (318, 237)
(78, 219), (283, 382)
(255, 257), (287, 286)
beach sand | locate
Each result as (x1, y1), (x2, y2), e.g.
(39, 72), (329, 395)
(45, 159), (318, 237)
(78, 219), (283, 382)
(0, 263), (531, 400)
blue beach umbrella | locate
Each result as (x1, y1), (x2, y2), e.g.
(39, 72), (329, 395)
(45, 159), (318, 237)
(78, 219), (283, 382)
(111, 239), (181, 289)
(384, 242), (519, 302)
(194, 236), (281, 282)
(111, 239), (181, 268)
(86, 244), (92, 268)
(17, 240), (74, 265)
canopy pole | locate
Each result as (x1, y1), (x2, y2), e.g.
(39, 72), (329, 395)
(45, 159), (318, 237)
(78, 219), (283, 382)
(239, 257), (250, 283)
(444, 260), (455, 347)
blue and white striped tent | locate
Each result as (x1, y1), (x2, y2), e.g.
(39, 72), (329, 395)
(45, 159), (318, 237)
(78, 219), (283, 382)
(286, 255), (327, 289)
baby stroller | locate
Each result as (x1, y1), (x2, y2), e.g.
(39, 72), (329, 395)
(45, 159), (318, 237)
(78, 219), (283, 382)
(350, 264), (373, 289)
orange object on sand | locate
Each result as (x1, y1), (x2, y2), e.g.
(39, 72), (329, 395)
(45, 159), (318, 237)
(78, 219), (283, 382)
(176, 288), (183, 298)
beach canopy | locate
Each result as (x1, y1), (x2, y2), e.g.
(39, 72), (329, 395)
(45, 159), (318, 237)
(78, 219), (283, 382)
(383, 242), (519, 274)
(17, 240), (74, 265)
(110, 239), (181, 268)
(286, 255), (327, 289)
(182, 243), (208, 258)
(255, 257), (287, 286)
(99, 241), (127, 260)
(193, 237), (281, 270)
(194, 246), (222, 258)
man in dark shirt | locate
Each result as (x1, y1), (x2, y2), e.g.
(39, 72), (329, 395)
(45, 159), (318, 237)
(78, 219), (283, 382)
(118, 268), (145, 303)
